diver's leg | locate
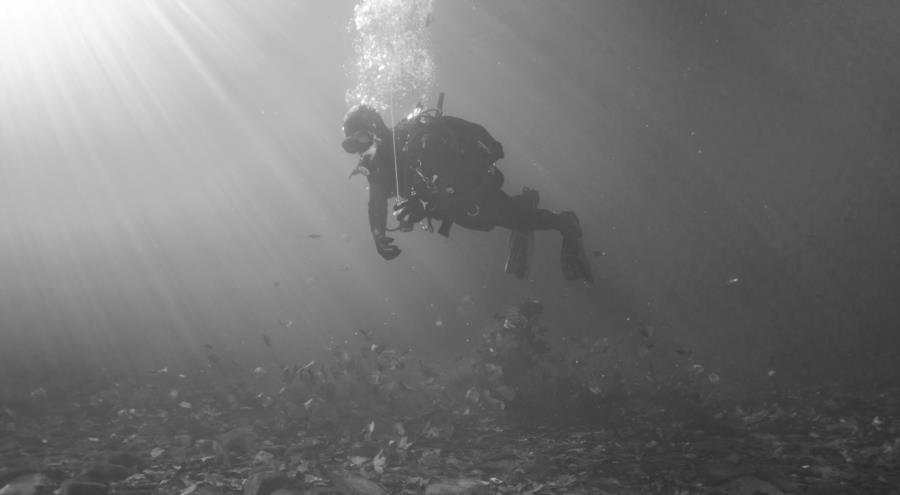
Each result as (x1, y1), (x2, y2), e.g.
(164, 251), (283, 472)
(493, 194), (592, 282)
(496, 205), (580, 237)
(442, 190), (594, 282)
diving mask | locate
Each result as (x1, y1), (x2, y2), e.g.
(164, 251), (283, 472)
(341, 129), (374, 154)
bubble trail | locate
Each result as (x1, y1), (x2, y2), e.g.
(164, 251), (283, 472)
(346, 0), (436, 113)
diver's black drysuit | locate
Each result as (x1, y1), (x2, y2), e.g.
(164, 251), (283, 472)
(357, 115), (585, 269)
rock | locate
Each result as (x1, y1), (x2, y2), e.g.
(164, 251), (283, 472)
(348, 441), (381, 458)
(104, 452), (142, 469)
(718, 475), (785, 495)
(702, 460), (755, 483)
(193, 485), (225, 495)
(242, 471), (291, 495)
(424, 478), (488, 495)
(0, 470), (40, 488)
(326, 469), (385, 495)
(81, 463), (130, 483)
(57, 481), (109, 495)
(285, 438), (324, 460)
(252, 451), (276, 466)
(0, 472), (54, 495)
(419, 448), (442, 468)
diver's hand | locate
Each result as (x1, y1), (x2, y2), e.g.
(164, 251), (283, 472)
(423, 190), (456, 217)
(373, 232), (401, 260)
(393, 198), (427, 225)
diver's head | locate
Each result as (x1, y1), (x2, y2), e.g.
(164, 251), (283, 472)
(341, 104), (386, 154)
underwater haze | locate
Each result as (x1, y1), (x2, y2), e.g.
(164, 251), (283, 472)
(2, 0), (899, 395)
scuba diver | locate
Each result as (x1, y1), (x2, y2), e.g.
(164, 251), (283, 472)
(340, 98), (593, 282)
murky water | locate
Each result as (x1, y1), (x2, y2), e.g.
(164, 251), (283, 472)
(0, 0), (898, 392)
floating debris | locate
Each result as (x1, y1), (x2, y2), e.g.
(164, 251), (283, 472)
(0, 299), (894, 494)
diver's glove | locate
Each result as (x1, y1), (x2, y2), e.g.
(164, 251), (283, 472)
(373, 232), (401, 260)
(393, 198), (428, 226)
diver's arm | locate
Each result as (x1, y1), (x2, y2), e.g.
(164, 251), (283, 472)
(368, 179), (401, 260)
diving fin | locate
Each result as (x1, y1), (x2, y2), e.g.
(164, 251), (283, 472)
(561, 234), (594, 283)
(505, 229), (534, 279)
(505, 187), (541, 280)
